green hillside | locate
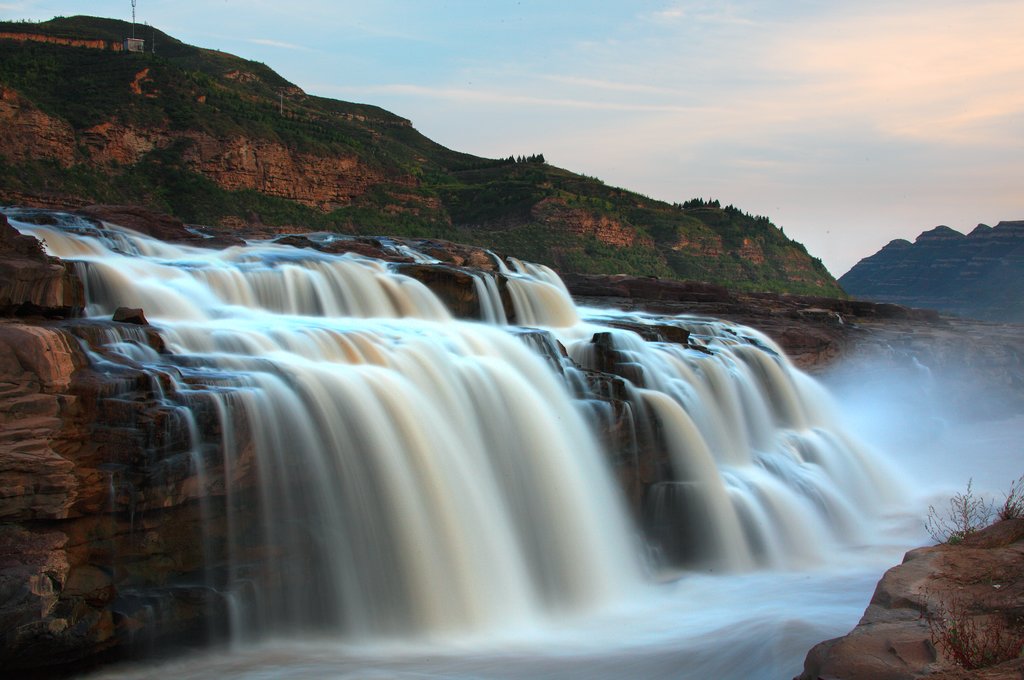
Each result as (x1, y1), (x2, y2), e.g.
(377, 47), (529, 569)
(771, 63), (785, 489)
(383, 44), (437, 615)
(0, 16), (841, 295)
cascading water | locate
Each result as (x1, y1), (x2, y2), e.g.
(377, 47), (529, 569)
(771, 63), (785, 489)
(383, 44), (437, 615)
(5, 209), (906, 676)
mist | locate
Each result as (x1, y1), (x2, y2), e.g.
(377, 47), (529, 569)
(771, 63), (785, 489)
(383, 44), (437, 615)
(820, 333), (1024, 508)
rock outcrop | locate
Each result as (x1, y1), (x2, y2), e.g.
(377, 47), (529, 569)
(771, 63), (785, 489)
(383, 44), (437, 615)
(179, 133), (403, 211)
(798, 519), (1024, 680)
(562, 272), (938, 371)
(0, 211), (246, 672)
(0, 213), (84, 316)
(531, 197), (647, 248)
(840, 221), (1024, 322)
(0, 86), (77, 169)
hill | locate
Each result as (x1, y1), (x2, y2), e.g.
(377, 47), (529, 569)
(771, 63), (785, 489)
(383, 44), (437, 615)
(0, 15), (840, 295)
(839, 221), (1024, 322)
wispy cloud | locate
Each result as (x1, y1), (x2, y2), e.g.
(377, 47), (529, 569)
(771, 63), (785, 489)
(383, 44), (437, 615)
(764, 2), (1024, 146)
(542, 75), (677, 96)
(644, 2), (755, 26)
(320, 82), (716, 114)
(244, 37), (311, 51)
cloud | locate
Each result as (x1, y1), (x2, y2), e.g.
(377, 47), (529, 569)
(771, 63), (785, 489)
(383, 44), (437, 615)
(541, 75), (678, 96)
(764, 2), (1024, 146)
(244, 37), (311, 51)
(644, 2), (756, 26)
(320, 82), (717, 115)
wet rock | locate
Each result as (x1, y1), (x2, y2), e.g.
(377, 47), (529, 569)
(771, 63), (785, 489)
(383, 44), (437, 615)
(0, 214), (84, 316)
(564, 272), (945, 371)
(77, 205), (246, 248)
(395, 262), (500, 320)
(398, 238), (501, 271)
(112, 307), (148, 325)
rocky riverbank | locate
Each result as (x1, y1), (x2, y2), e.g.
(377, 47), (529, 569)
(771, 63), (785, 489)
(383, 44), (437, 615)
(797, 519), (1024, 680)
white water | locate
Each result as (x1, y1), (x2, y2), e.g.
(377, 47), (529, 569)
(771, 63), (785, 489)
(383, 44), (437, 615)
(8, 209), (1020, 678)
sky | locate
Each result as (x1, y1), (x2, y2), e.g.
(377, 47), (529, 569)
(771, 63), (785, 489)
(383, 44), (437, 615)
(1, 1), (1022, 277)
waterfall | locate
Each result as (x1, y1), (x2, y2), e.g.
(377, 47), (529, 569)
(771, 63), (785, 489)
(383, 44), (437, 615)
(8, 210), (896, 644)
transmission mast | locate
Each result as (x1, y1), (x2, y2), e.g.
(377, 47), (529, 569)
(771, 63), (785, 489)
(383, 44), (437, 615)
(131, 0), (137, 39)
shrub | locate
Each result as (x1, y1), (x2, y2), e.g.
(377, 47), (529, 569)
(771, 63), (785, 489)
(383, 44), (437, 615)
(925, 478), (994, 544)
(926, 594), (1024, 669)
(997, 474), (1024, 521)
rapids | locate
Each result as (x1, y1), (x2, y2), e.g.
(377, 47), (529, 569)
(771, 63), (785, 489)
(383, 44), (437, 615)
(9, 208), (1006, 678)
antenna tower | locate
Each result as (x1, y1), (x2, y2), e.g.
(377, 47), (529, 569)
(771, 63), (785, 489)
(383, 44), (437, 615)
(131, 0), (137, 39)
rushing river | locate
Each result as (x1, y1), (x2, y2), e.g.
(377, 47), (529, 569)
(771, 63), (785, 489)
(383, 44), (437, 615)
(7, 209), (1020, 679)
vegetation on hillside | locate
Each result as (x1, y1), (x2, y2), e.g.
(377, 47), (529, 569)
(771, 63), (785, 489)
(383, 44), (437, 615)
(0, 15), (841, 295)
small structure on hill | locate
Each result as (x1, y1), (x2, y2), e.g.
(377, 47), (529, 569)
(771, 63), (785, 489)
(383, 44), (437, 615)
(124, 0), (144, 52)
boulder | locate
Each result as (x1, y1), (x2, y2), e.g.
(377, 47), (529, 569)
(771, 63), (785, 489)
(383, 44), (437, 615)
(798, 519), (1024, 679)
(111, 307), (148, 325)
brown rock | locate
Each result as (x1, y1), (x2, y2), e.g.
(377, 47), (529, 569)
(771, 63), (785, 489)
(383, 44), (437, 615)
(80, 121), (161, 165)
(0, 86), (77, 168)
(180, 133), (409, 211)
(798, 520), (1024, 680)
(532, 197), (646, 248)
(394, 262), (499, 320)
(112, 307), (148, 325)
(0, 214), (84, 316)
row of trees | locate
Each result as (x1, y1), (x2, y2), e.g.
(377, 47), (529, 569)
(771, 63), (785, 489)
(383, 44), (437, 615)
(502, 153), (546, 164)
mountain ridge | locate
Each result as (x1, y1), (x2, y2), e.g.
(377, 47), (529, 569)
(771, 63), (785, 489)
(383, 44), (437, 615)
(840, 220), (1024, 322)
(0, 15), (841, 295)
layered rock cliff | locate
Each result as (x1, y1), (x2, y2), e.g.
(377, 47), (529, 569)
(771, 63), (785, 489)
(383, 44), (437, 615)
(840, 221), (1024, 322)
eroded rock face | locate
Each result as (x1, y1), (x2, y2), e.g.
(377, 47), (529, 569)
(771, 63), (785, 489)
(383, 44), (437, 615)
(180, 133), (407, 211)
(0, 214), (84, 316)
(0, 86), (77, 168)
(0, 222), (240, 672)
(0, 313), (249, 672)
(532, 197), (646, 248)
(798, 520), (1024, 680)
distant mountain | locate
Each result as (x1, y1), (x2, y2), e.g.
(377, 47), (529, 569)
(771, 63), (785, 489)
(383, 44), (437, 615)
(839, 221), (1024, 321)
(0, 15), (840, 295)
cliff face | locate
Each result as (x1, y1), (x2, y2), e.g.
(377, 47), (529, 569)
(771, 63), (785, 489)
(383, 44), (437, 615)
(0, 85), (398, 214)
(839, 221), (1024, 322)
(531, 197), (648, 248)
(0, 87), (77, 168)
(0, 212), (221, 670)
(180, 133), (398, 210)
(0, 15), (842, 296)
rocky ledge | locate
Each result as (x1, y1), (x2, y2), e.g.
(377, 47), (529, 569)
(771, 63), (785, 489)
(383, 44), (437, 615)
(563, 272), (939, 371)
(798, 519), (1024, 680)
